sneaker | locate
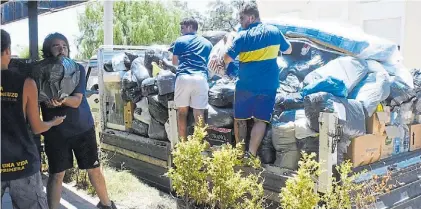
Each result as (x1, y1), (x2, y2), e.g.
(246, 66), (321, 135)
(97, 201), (117, 209)
(243, 151), (257, 166)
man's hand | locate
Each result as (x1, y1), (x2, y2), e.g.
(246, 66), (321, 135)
(45, 98), (65, 108)
(51, 116), (66, 126)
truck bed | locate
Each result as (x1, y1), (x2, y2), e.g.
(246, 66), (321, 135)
(100, 129), (421, 208)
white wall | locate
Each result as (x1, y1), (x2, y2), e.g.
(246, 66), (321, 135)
(256, 0), (420, 68)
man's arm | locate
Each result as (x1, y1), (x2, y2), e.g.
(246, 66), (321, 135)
(224, 33), (242, 65)
(24, 79), (65, 134)
(172, 55), (179, 66)
(279, 31), (292, 55)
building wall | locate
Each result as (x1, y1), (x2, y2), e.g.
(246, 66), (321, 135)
(256, 0), (420, 68)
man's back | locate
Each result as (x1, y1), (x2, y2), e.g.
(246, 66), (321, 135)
(228, 22), (290, 92)
(1, 70), (40, 181)
(173, 34), (213, 78)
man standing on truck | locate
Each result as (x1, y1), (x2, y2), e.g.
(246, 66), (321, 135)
(1, 29), (65, 209)
(171, 18), (213, 140)
(223, 2), (292, 160)
(39, 33), (117, 209)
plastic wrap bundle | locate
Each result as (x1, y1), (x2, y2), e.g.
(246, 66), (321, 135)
(303, 56), (368, 97)
(33, 57), (80, 102)
(148, 95), (168, 124)
(208, 78), (235, 107)
(208, 39), (228, 78)
(202, 31), (228, 46)
(130, 57), (150, 86)
(279, 73), (302, 93)
(141, 77), (159, 96)
(390, 100), (415, 126)
(131, 119), (149, 137)
(348, 60), (391, 116)
(302, 76), (347, 98)
(415, 92), (421, 114)
(156, 70), (176, 95)
(304, 92), (366, 141)
(278, 39), (342, 81)
(272, 121), (299, 170)
(275, 92), (304, 111)
(148, 117), (168, 141)
(294, 109), (317, 139)
(276, 110), (296, 123)
(257, 127), (276, 164)
(122, 87), (142, 103)
(265, 17), (400, 62)
(411, 68), (421, 93)
(207, 105), (234, 128)
(158, 93), (174, 108)
(383, 62), (416, 106)
(134, 98), (151, 125)
(112, 53), (131, 71)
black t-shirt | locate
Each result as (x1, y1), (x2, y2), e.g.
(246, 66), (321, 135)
(1, 70), (40, 181)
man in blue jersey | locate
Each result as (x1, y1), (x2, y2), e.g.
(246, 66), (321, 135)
(223, 2), (292, 159)
(171, 18), (213, 140)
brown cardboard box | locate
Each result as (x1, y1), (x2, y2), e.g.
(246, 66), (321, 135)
(346, 134), (382, 167)
(380, 136), (393, 159)
(366, 111), (390, 135)
(409, 124), (421, 151)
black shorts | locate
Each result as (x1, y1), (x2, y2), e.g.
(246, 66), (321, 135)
(44, 127), (100, 174)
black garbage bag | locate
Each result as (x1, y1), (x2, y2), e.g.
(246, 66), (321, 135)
(130, 57), (150, 86)
(387, 76), (416, 107)
(148, 117), (168, 141)
(412, 68), (421, 93)
(304, 92), (366, 141)
(275, 92), (304, 111)
(208, 78), (235, 107)
(33, 56), (80, 102)
(104, 60), (113, 72)
(131, 119), (149, 137)
(156, 70), (176, 95)
(202, 31), (228, 46)
(148, 95), (168, 124)
(125, 52), (139, 64)
(207, 105), (234, 128)
(121, 87), (142, 103)
(257, 126), (276, 164)
(112, 53), (131, 71)
(121, 70), (138, 90)
(144, 48), (171, 75)
(158, 93), (174, 108)
(141, 77), (159, 96)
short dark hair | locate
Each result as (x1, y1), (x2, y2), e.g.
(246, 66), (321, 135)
(1, 29), (11, 54)
(42, 32), (70, 58)
(240, 2), (260, 19)
(180, 18), (198, 31)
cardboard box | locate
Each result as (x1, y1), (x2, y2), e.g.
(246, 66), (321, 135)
(380, 136), (393, 159)
(346, 134), (382, 167)
(366, 111), (390, 135)
(409, 124), (421, 151)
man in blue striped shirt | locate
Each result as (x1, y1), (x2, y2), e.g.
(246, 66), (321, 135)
(224, 2), (292, 160)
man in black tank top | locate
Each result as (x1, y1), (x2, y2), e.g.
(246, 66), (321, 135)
(1, 29), (65, 209)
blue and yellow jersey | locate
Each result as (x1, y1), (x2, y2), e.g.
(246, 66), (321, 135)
(227, 22), (290, 92)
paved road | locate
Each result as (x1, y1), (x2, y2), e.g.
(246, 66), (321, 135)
(2, 174), (98, 209)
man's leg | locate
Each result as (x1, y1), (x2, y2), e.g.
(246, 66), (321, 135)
(249, 119), (267, 155)
(177, 107), (189, 140)
(234, 119), (248, 146)
(10, 172), (48, 209)
(174, 75), (192, 140)
(44, 134), (74, 209)
(72, 128), (115, 208)
(87, 167), (111, 206)
(47, 172), (65, 209)
(191, 75), (209, 128)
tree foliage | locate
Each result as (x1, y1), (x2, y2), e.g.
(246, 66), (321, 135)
(77, 0), (185, 59)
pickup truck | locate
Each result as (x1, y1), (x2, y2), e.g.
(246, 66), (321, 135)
(86, 45), (421, 209)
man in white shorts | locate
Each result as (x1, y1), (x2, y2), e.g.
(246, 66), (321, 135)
(171, 18), (213, 140)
